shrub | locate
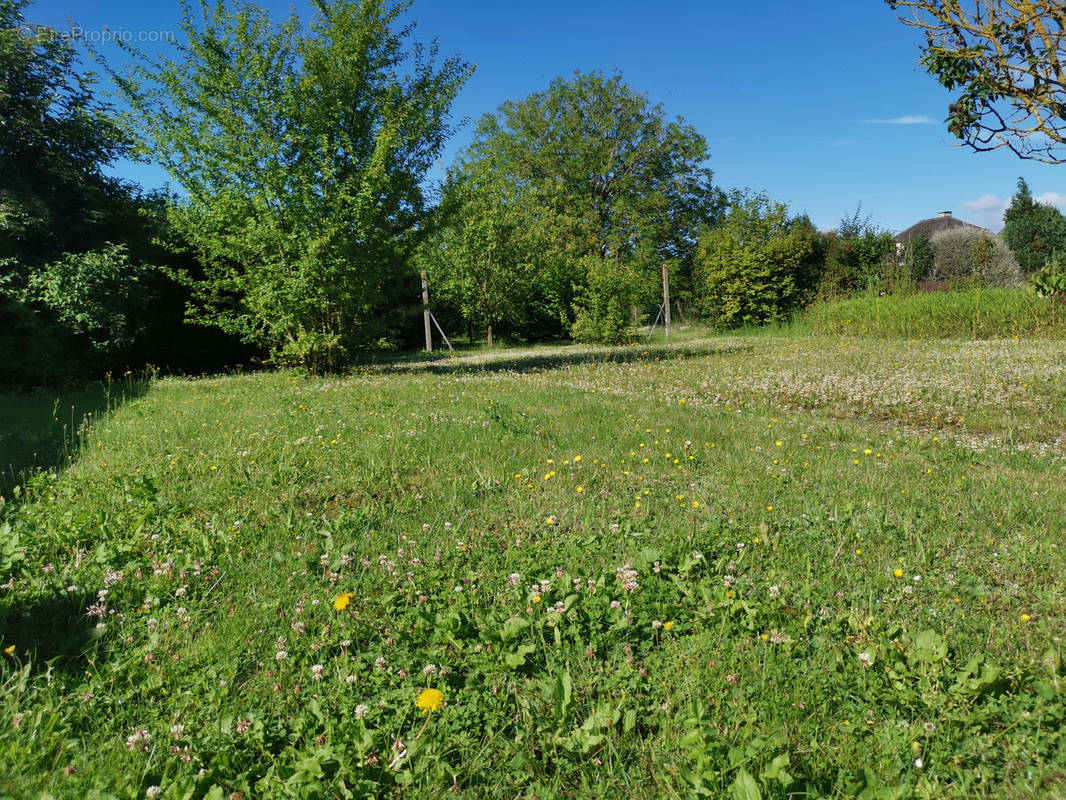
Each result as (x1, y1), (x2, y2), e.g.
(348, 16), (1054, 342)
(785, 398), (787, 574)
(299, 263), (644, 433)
(695, 192), (819, 327)
(812, 207), (896, 300)
(28, 244), (156, 354)
(570, 256), (644, 344)
(929, 228), (1023, 287)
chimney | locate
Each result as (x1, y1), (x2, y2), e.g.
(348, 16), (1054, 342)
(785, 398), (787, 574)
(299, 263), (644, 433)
(937, 211), (953, 218)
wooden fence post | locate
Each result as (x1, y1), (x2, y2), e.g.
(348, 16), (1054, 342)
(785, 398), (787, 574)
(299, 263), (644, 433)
(420, 270), (432, 352)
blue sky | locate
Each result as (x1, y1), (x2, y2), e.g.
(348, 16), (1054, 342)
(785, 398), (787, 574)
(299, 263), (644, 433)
(24, 0), (1066, 233)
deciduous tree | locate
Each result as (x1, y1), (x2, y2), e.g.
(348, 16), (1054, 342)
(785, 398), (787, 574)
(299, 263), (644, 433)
(887, 0), (1066, 163)
(112, 0), (471, 371)
(458, 71), (720, 342)
(417, 167), (547, 346)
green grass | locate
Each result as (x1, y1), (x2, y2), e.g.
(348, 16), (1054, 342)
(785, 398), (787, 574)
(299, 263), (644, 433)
(0, 373), (150, 500)
(806, 287), (1066, 338)
(1, 335), (1064, 799)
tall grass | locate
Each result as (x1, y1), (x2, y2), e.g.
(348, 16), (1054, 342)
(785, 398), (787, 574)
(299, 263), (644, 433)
(806, 287), (1066, 338)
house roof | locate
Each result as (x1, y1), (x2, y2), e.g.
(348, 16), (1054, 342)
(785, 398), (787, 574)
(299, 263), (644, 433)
(894, 211), (987, 243)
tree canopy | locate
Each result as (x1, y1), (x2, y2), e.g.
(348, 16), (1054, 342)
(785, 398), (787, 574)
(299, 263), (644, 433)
(111, 0), (472, 371)
(0, 0), (130, 267)
(887, 0), (1066, 163)
(453, 71), (721, 341)
(1002, 177), (1066, 271)
(0, 0), (189, 385)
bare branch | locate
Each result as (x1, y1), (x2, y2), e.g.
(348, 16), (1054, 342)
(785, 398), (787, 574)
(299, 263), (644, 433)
(887, 0), (1066, 163)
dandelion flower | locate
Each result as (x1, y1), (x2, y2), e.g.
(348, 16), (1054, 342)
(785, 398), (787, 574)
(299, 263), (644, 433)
(3, 645), (14, 655)
(334, 592), (354, 611)
(416, 688), (445, 714)
(893, 569), (903, 578)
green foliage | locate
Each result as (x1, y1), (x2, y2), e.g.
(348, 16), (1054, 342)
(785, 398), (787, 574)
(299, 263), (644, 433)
(898, 230), (934, 289)
(569, 254), (645, 344)
(695, 191), (818, 327)
(814, 206), (896, 299)
(0, 522), (23, 576)
(111, 0), (472, 372)
(1029, 253), (1066, 299)
(28, 244), (156, 353)
(0, 3), (225, 387)
(0, 1), (180, 386)
(888, 1), (1066, 163)
(806, 287), (1066, 337)
(417, 167), (551, 346)
(1002, 178), (1066, 273)
(929, 228), (1023, 288)
(0, 0), (129, 268)
(458, 71), (721, 340)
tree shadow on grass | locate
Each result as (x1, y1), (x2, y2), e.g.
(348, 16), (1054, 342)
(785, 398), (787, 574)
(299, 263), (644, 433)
(1, 592), (99, 675)
(358, 338), (757, 378)
(0, 374), (151, 501)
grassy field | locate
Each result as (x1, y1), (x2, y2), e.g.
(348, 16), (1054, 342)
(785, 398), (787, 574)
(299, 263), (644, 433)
(1, 334), (1064, 799)
(806, 287), (1066, 339)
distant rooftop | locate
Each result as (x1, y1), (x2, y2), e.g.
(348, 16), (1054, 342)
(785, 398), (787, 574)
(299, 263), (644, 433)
(894, 211), (986, 243)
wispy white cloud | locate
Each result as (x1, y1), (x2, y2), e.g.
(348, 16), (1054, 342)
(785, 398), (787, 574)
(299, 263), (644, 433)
(864, 115), (936, 125)
(865, 115), (933, 124)
(956, 189), (1066, 231)
(1034, 191), (1066, 211)
(958, 194), (1007, 231)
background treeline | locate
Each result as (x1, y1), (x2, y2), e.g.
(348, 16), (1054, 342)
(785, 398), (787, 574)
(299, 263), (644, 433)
(3, 0), (1066, 388)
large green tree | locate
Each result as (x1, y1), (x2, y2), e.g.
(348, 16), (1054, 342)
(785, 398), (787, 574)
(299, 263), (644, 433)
(887, 0), (1066, 163)
(1002, 177), (1066, 272)
(458, 71), (720, 342)
(112, 0), (471, 371)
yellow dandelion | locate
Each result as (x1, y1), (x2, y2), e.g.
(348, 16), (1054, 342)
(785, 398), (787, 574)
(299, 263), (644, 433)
(893, 569), (903, 578)
(416, 688), (445, 714)
(1020, 613), (1031, 622)
(334, 592), (354, 611)
(663, 621), (674, 631)
(3, 645), (14, 655)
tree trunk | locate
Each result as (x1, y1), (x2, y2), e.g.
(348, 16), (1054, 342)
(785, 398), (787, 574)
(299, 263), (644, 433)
(487, 324), (494, 347)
